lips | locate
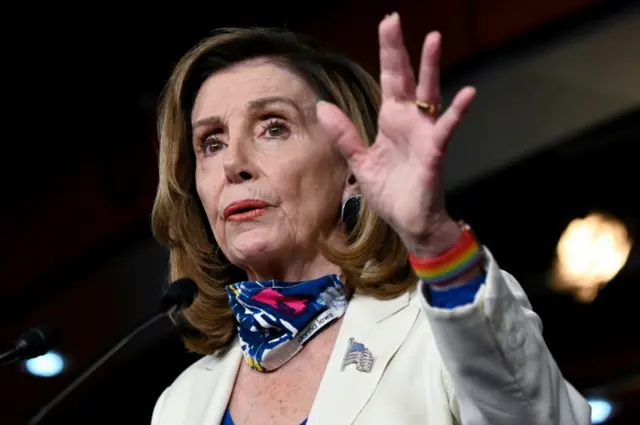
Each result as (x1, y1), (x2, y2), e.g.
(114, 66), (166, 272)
(223, 199), (270, 220)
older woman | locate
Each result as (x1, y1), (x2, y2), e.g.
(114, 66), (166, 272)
(150, 13), (589, 425)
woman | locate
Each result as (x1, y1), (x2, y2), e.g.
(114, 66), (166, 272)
(150, 13), (590, 425)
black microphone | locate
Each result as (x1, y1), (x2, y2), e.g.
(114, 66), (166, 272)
(0, 326), (57, 366)
(27, 278), (198, 425)
(158, 277), (198, 313)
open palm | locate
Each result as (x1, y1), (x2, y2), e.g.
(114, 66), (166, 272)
(317, 13), (476, 252)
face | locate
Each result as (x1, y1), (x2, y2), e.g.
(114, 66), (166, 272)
(191, 59), (352, 276)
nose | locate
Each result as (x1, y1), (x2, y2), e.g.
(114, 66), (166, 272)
(222, 139), (257, 184)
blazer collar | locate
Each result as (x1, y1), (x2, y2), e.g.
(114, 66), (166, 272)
(190, 343), (242, 425)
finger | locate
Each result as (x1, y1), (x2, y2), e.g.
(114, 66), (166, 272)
(379, 13), (416, 101)
(316, 100), (368, 166)
(415, 32), (441, 114)
(434, 86), (476, 149)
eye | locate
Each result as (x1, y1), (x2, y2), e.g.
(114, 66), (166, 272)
(198, 136), (225, 156)
(260, 119), (290, 139)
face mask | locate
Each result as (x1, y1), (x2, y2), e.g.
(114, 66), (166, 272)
(226, 274), (347, 372)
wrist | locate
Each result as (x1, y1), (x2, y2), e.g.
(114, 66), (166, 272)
(406, 217), (463, 258)
(408, 221), (484, 286)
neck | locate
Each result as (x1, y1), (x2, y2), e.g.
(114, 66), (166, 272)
(242, 230), (345, 283)
(244, 252), (342, 283)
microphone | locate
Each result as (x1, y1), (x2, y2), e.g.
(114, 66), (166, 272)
(27, 278), (198, 425)
(0, 326), (56, 366)
(158, 277), (198, 313)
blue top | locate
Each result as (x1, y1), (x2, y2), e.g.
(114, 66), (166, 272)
(221, 409), (307, 425)
(426, 274), (486, 309)
(220, 275), (486, 425)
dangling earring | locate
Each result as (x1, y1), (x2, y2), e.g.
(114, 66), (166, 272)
(341, 195), (362, 232)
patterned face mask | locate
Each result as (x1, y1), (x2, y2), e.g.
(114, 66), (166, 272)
(226, 274), (347, 372)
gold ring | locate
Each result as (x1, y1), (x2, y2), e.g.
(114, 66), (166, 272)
(415, 100), (441, 117)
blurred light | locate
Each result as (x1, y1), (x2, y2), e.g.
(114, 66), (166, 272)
(551, 213), (632, 302)
(588, 398), (613, 424)
(24, 351), (65, 378)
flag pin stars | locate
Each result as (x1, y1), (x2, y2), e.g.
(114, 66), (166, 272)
(340, 337), (374, 373)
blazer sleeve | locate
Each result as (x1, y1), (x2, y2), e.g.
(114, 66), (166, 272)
(420, 247), (591, 425)
(151, 388), (169, 425)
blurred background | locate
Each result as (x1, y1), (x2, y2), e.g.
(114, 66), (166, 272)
(1, 0), (638, 424)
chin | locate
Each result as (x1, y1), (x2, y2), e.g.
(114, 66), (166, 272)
(226, 229), (281, 265)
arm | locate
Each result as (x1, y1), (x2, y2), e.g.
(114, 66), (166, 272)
(314, 12), (589, 424)
(421, 247), (591, 425)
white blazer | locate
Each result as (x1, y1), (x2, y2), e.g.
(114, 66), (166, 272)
(151, 249), (591, 425)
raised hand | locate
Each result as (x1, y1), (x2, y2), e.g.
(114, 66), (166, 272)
(317, 13), (476, 256)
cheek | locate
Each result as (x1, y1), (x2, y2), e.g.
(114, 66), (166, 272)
(282, 156), (345, 224)
(195, 172), (222, 226)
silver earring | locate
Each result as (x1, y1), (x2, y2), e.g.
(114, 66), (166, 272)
(341, 195), (362, 232)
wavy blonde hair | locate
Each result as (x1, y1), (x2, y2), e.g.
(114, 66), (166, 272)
(152, 28), (416, 355)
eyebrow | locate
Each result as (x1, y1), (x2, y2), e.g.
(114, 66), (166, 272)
(192, 96), (310, 130)
(248, 96), (299, 112)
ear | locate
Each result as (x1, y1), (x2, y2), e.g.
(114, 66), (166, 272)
(341, 172), (360, 204)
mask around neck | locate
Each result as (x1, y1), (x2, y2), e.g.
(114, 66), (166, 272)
(226, 274), (347, 371)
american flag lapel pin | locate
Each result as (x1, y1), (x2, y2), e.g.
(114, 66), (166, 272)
(340, 337), (374, 373)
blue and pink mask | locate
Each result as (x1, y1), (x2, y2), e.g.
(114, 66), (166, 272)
(226, 274), (347, 372)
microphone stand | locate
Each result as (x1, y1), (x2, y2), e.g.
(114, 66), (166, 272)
(27, 308), (175, 425)
(0, 347), (20, 366)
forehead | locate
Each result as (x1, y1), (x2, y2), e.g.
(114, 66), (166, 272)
(191, 59), (317, 121)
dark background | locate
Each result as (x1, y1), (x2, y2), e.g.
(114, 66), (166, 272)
(1, 0), (638, 424)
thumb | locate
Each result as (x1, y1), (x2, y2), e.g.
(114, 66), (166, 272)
(316, 100), (368, 165)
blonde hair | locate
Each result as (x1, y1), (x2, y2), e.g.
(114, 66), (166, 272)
(152, 27), (415, 355)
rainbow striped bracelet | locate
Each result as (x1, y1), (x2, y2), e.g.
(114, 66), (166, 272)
(408, 224), (483, 286)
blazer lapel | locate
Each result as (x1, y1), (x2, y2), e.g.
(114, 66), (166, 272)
(186, 342), (242, 425)
(307, 290), (420, 425)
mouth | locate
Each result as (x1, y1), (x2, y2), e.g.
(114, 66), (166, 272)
(223, 199), (270, 221)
